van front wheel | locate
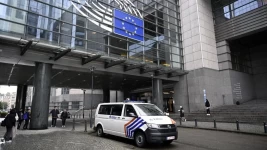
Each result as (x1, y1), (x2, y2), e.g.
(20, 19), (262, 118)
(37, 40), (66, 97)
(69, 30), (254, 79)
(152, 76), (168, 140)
(97, 125), (104, 137)
(163, 140), (173, 145)
(134, 131), (146, 148)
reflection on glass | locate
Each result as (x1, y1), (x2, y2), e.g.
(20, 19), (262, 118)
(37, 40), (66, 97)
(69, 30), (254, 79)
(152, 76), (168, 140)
(0, 0), (183, 69)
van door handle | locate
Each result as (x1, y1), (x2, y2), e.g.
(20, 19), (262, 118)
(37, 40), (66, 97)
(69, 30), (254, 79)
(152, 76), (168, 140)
(122, 118), (125, 119)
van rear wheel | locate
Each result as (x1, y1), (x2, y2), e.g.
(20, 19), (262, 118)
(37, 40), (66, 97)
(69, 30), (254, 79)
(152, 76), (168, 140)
(97, 125), (104, 137)
(134, 131), (146, 148)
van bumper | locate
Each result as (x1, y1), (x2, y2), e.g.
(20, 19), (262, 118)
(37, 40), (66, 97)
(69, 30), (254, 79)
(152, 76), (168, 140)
(145, 128), (178, 143)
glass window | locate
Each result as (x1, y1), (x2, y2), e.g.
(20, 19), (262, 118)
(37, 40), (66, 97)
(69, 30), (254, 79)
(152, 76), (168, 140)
(98, 105), (111, 115)
(0, 0), (183, 70)
(61, 100), (68, 110)
(212, 0), (265, 24)
(110, 105), (123, 116)
(135, 104), (164, 116)
(72, 101), (80, 109)
(124, 105), (137, 117)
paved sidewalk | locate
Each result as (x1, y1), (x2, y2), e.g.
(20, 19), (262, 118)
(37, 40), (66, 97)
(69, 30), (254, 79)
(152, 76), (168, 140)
(176, 120), (267, 135)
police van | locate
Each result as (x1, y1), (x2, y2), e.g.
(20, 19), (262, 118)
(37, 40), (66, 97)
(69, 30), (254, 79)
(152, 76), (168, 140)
(94, 101), (177, 147)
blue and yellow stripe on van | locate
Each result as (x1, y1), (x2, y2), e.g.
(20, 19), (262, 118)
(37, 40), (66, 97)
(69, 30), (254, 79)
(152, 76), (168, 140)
(124, 117), (145, 138)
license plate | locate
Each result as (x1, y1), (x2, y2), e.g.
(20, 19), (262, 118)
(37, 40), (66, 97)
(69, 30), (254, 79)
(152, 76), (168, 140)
(166, 136), (175, 140)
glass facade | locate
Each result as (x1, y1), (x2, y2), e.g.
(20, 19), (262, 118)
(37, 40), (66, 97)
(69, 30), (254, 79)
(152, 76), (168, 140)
(0, 0), (183, 69)
(212, 0), (267, 24)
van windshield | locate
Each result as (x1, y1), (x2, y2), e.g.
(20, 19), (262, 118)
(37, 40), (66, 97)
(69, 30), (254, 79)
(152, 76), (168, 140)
(134, 104), (164, 116)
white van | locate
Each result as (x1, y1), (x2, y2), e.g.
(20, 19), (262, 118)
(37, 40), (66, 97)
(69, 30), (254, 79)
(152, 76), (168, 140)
(94, 102), (177, 147)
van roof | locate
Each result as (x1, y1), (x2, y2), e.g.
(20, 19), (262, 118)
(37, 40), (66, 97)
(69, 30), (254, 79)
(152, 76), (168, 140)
(98, 102), (152, 105)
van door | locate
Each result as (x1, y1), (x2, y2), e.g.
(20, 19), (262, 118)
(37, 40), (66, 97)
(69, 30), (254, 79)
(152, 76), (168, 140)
(96, 105), (112, 133)
(108, 104), (124, 136)
(118, 104), (139, 138)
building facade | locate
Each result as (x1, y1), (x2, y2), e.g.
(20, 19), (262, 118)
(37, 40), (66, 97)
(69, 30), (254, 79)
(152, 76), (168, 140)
(0, 0), (267, 129)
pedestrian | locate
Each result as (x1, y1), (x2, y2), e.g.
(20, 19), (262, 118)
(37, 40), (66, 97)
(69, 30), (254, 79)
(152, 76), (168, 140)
(3, 109), (16, 142)
(61, 109), (68, 127)
(17, 109), (24, 129)
(205, 99), (211, 116)
(178, 106), (186, 122)
(23, 109), (30, 129)
(50, 106), (59, 127)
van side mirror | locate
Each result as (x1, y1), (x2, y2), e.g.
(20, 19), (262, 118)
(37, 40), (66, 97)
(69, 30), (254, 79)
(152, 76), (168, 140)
(129, 112), (137, 118)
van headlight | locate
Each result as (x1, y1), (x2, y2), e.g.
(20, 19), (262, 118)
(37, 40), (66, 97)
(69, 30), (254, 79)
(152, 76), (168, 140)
(147, 123), (160, 129)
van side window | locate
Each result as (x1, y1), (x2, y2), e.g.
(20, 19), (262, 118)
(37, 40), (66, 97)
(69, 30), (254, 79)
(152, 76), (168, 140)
(124, 105), (137, 117)
(110, 105), (123, 116)
(98, 105), (111, 115)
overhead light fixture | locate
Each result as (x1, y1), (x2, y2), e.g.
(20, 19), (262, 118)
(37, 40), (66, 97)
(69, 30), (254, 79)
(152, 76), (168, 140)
(92, 32), (96, 34)
(78, 74), (80, 76)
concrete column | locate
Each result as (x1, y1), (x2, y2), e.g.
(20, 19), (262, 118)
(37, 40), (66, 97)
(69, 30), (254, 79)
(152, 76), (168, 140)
(152, 79), (163, 111)
(103, 88), (110, 103)
(217, 41), (232, 70)
(173, 76), (190, 113)
(15, 85), (28, 111)
(21, 85), (28, 111)
(30, 62), (52, 130)
(15, 85), (23, 111)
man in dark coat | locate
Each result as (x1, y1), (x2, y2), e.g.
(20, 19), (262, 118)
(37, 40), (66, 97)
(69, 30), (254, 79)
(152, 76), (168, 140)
(4, 109), (16, 142)
(17, 109), (24, 129)
(61, 109), (68, 127)
(179, 106), (186, 122)
(50, 106), (59, 127)
(205, 99), (211, 115)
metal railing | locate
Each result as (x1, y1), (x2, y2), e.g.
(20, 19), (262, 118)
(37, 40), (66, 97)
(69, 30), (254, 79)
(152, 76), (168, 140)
(178, 118), (267, 134)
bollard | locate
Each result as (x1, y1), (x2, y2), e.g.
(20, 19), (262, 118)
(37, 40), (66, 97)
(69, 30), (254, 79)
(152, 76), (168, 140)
(236, 120), (240, 131)
(214, 119), (217, 128)
(179, 117), (182, 125)
(264, 122), (267, 133)
(85, 120), (87, 132)
(72, 118), (75, 131)
(195, 119), (197, 127)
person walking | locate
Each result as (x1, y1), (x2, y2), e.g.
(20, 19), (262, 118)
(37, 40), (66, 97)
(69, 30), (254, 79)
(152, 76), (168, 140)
(178, 106), (186, 122)
(17, 109), (24, 129)
(23, 109), (30, 129)
(61, 109), (68, 127)
(50, 106), (59, 127)
(205, 99), (211, 116)
(3, 109), (16, 142)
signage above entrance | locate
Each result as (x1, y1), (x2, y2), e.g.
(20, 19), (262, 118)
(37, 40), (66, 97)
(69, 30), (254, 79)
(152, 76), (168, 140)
(70, 0), (144, 41)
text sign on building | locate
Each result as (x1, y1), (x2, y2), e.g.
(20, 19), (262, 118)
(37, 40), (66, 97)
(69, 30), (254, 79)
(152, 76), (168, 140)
(113, 9), (144, 42)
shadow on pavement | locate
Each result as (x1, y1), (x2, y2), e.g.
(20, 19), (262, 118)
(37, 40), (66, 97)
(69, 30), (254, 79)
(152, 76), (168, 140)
(91, 133), (177, 149)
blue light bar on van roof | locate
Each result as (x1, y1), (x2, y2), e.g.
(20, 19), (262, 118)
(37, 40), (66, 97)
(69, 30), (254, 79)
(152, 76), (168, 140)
(123, 100), (146, 103)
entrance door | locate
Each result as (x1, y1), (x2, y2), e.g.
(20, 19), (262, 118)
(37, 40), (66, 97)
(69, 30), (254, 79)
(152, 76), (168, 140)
(167, 99), (174, 112)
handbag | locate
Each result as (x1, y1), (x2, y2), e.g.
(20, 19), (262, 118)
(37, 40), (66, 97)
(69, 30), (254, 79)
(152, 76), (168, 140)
(1, 119), (6, 127)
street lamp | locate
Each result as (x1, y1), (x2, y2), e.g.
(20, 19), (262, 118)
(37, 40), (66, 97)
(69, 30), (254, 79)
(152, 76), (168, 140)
(89, 67), (95, 128)
(147, 73), (154, 103)
(82, 89), (86, 119)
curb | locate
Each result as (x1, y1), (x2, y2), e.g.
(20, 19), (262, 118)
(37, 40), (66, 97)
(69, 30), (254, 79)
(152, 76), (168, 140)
(177, 126), (267, 136)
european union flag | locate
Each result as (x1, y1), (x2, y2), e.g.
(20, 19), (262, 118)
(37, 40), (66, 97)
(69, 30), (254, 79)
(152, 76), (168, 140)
(113, 9), (144, 42)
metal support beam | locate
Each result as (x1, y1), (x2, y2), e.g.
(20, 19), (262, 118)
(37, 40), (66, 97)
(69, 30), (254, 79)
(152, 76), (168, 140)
(20, 40), (33, 56)
(81, 55), (101, 65)
(49, 48), (71, 61)
(105, 60), (126, 68)
(140, 67), (161, 74)
(155, 69), (176, 76)
(124, 64), (145, 72)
